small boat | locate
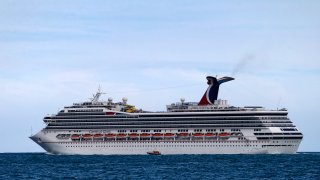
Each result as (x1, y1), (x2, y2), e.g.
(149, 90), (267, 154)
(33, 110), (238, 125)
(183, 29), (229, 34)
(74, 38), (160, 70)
(178, 133), (189, 137)
(231, 132), (242, 136)
(147, 151), (161, 155)
(116, 134), (127, 138)
(205, 133), (216, 137)
(82, 134), (93, 139)
(93, 134), (104, 138)
(219, 133), (231, 138)
(153, 133), (164, 137)
(193, 133), (204, 137)
(71, 134), (81, 140)
(164, 133), (175, 137)
(129, 133), (139, 138)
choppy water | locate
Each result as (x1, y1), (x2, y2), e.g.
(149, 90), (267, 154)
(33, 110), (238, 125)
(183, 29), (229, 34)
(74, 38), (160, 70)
(0, 153), (319, 179)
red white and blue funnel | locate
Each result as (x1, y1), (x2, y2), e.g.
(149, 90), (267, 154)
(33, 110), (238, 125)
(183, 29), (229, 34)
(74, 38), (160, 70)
(198, 76), (234, 105)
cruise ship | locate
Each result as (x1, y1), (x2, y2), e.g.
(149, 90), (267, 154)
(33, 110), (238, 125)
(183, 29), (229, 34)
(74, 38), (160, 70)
(30, 76), (303, 154)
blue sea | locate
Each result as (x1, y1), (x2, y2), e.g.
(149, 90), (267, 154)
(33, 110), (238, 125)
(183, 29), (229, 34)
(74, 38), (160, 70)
(0, 153), (319, 179)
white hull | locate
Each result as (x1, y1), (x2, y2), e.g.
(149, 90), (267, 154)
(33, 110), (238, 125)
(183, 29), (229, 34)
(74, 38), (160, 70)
(31, 127), (302, 155)
(32, 138), (301, 155)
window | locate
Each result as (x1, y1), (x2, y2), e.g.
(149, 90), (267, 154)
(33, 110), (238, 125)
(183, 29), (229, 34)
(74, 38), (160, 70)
(178, 129), (188, 132)
(206, 129), (215, 132)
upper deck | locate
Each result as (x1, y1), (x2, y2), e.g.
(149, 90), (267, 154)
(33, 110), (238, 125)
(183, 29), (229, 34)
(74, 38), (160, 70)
(56, 75), (287, 115)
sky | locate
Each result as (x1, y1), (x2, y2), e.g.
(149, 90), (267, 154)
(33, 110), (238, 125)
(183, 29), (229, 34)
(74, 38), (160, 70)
(0, 0), (319, 152)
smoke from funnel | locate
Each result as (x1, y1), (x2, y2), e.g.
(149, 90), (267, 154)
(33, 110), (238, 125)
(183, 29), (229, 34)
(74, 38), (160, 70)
(231, 54), (255, 76)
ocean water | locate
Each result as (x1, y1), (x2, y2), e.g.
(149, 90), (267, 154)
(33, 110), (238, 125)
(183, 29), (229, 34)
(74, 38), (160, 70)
(0, 153), (319, 179)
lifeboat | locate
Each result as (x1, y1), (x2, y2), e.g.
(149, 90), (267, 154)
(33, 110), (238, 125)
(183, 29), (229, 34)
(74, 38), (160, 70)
(128, 133), (139, 138)
(153, 133), (164, 138)
(205, 133), (216, 137)
(71, 134), (81, 140)
(140, 133), (152, 138)
(105, 133), (116, 138)
(178, 133), (189, 137)
(116, 134), (127, 138)
(237, 133), (243, 136)
(164, 133), (175, 138)
(231, 132), (242, 136)
(82, 134), (93, 139)
(193, 133), (204, 137)
(219, 133), (231, 138)
(93, 134), (104, 138)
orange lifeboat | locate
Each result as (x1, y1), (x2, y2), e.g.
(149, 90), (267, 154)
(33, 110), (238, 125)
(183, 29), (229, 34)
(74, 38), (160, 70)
(164, 133), (175, 137)
(93, 134), (104, 138)
(117, 134), (127, 138)
(153, 133), (164, 138)
(219, 133), (231, 137)
(82, 134), (93, 139)
(178, 133), (189, 137)
(140, 133), (152, 138)
(193, 133), (204, 137)
(106, 133), (116, 138)
(205, 133), (216, 137)
(71, 134), (81, 140)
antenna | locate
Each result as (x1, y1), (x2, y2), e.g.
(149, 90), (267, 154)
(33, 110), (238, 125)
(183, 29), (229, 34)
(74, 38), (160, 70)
(277, 97), (282, 110)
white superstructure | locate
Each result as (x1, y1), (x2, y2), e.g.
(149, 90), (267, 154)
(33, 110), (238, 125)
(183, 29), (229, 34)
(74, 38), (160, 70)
(30, 76), (302, 155)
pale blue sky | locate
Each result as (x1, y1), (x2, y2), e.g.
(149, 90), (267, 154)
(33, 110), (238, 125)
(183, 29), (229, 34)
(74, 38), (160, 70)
(0, 0), (319, 152)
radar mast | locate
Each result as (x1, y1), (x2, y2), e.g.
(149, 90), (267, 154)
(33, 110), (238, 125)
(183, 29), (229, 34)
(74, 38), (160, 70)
(90, 86), (106, 103)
